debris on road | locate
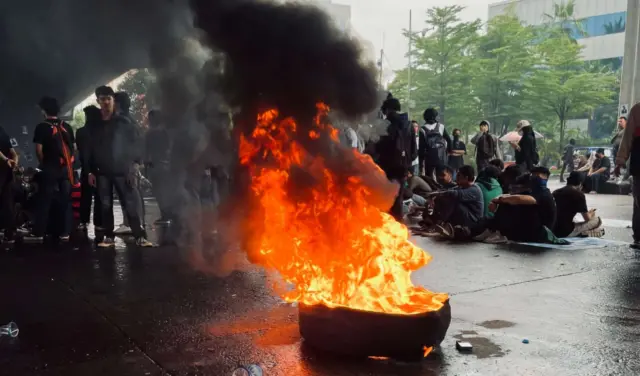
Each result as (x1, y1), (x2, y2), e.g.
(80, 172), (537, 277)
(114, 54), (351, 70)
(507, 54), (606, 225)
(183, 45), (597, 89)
(456, 341), (473, 352)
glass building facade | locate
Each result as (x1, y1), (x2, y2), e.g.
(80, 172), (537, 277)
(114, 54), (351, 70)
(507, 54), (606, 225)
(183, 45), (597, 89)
(566, 11), (627, 40)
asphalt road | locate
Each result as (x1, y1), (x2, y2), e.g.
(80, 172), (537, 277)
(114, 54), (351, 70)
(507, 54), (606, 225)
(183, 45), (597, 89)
(0, 186), (638, 376)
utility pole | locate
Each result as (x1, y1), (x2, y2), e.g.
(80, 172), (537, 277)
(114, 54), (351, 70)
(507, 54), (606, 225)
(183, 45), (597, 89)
(378, 32), (385, 88)
(408, 9), (412, 108)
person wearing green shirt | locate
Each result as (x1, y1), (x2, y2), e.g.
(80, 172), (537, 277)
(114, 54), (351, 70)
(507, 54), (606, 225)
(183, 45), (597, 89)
(476, 165), (503, 218)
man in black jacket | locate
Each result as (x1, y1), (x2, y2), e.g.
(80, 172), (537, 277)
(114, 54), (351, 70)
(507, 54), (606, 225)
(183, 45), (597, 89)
(376, 96), (417, 221)
(88, 86), (152, 248)
(76, 105), (102, 231)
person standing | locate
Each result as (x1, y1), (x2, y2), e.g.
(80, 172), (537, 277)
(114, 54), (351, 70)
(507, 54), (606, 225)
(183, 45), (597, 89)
(615, 104), (640, 249)
(511, 120), (538, 172)
(76, 106), (103, 231)
(88, 86), (152, 248)
(559, 139), (576, 183)
(448, 128), (466, 177)
(377, 96), (417, 221)
(422, 108), (452, 178)
(612, 116), (627, 160)
(0, 125), (18, 244)
(145, 110), (173, 224)
(28, 97), (75, 243)
(411, 120), (426, 175)
(470, 120), (502, 171)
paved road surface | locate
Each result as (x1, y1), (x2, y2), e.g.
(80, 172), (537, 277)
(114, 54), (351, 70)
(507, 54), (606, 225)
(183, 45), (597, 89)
(0, 188), (638, 376)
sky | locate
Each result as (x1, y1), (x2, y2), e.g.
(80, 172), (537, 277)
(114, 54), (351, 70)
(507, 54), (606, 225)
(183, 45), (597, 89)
(333, 0), (496, 77)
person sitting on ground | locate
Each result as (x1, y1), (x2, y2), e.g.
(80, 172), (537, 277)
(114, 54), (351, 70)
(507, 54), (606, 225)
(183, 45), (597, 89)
(474, 166), (559, 244)
(475, 166), (503, 219)
(435, 165), (457, 190)
(498, 164), (523, 194)
(422, 165), (484, 237)
(405, 166), (455, 218)
(553, 171), (602, 238)
(489, 158), (504, 171)
(585, 148), (611, 193)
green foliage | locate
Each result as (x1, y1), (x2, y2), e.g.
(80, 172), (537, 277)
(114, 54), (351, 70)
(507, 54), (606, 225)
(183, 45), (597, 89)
(389, 2), (619, 165)
(69, 108), (86, 131)
(116, 69), (157, 126)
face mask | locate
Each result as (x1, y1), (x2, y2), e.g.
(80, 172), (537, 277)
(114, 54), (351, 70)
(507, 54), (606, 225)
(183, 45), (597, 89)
(531, 176), (548, 189)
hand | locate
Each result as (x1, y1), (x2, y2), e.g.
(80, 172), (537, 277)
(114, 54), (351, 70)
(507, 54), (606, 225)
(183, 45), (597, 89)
(488, 202), (498, 213)
(88, 173), (96, 187)
(614, 165), (622, 177)
(6, 159), (16, 169)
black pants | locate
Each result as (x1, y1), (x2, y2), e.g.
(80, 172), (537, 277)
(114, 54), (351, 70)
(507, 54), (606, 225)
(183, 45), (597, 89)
(476, 158), (490, 172)
(34, 171), (72, 237)
(97, 175), (145, 239)
(559, 160), (573, 181)
(385, 170), (406, 222)
(80, 173), (102, 227)
(148, 165), (173, 220)
(0, 170), (16, 239)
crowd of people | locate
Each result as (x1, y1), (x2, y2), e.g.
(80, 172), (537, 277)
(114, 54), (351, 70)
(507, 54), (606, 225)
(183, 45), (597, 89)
(0, 85), (225, 248)
(1, 89), (640, 249)
(358, 94), (605, 245)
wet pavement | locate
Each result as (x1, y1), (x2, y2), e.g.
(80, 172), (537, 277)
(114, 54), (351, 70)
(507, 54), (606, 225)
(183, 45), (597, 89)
(1, 189), (639, 376)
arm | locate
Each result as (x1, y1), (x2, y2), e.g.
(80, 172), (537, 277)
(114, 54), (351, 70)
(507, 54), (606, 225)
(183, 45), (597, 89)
(494, 136), (503, 160)
(442, 186), (479, 203)
(581, 209), (596, 222)
(442, 127), (453, 152)
(493, 194), (537, 205)
(617, 104), (639, 166)
(470, 132), (481, 145)
(35, 144), (44, 164)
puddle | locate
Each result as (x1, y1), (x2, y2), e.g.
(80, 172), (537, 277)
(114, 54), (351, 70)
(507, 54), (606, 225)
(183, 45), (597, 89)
(454, 332), (507, 359)
(478, 320), (516, 329)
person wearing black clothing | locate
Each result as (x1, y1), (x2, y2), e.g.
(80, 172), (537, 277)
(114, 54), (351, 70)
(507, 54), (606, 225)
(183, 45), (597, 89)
(412, 120), (427, 175)
(76, 106), (102, 230)
(586, 148), (611, 193)
(0, 126), (18, 243)
(114, 91), (146, 233)
(448, 128), (466, 175)
(377, 96), (417, 221)
(145, 110), (173, 224)
(30, 96), (75, 242)
(553, 172), (601, 238)
(88, 86), (152, 248)
(511, 120), (538, 172)
(559, 139), (576, 183)
(471, 120), (502, 171)
(475, 167), (556, 243)
(422, 108), (452, 178)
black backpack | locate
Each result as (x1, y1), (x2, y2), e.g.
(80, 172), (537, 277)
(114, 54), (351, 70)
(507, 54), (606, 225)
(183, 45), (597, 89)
(424, 124), (447, 163)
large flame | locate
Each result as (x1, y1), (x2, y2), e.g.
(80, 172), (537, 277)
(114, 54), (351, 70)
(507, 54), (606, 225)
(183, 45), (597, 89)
(239, 103), (448, 315)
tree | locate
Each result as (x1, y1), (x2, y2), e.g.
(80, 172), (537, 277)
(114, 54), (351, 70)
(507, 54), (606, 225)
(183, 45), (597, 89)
(389, 6), (481, 131)
(523, 27), (617, 154)
(472, 11), (537, 134)
(117, 69), (157, 126)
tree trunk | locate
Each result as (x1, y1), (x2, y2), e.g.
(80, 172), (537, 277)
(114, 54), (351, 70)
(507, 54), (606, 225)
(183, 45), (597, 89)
(558, 117), (566, 155)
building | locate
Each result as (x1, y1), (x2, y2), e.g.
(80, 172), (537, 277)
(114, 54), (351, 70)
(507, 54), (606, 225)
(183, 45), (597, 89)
(489, 0), (627, 66)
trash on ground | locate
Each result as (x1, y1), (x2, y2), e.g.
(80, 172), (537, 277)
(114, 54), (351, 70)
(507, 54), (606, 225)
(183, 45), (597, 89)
(0, 322), (19, 338)
(522, 338), (529, 344)
(456, 341), (473, 352)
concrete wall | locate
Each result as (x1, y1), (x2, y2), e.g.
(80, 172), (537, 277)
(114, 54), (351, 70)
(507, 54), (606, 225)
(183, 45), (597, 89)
(619, 0), (640, 109)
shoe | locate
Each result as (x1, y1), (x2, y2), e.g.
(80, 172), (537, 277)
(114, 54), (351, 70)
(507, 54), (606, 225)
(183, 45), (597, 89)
(154, 218), (172, 225)
(414, 226), (441, 237)
(135, 237), (154, 247)
(77, 223), (87, 231)
(485, 232), (508, 244)
(17, 226), (30, 236)
(59, 235), (70, 242)
(435, 223), (455, 239)
(114, 225), (132, 235)
(473, 229), (493, 242)
(631, 241), (640, 250)
(24, 234), (44, 244)
(97, 237), (116, 248)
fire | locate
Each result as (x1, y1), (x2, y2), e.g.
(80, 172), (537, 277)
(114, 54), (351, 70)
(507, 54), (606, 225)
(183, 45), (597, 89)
(239, 103), (448, 315)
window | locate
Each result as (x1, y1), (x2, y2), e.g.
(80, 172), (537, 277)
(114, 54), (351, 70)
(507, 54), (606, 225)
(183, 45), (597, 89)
(564, 12), (627, 40)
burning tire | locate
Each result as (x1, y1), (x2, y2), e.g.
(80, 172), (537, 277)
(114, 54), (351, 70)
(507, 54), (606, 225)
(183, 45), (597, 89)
(299, 299), (451, 360)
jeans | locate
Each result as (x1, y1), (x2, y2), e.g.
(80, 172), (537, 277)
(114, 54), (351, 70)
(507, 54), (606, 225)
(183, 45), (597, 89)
(0, 170), (16, 239)
(633, 178), (640, 242)
(34, 172), (72, 237)
(80, 172), (102, 226)
(97, 175), (145, 239)
(590, 173), (607, 193)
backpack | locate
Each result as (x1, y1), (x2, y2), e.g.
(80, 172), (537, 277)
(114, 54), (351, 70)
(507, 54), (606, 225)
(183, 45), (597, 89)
(423, 124), (447, 164)
(389, 124), (413, 170)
